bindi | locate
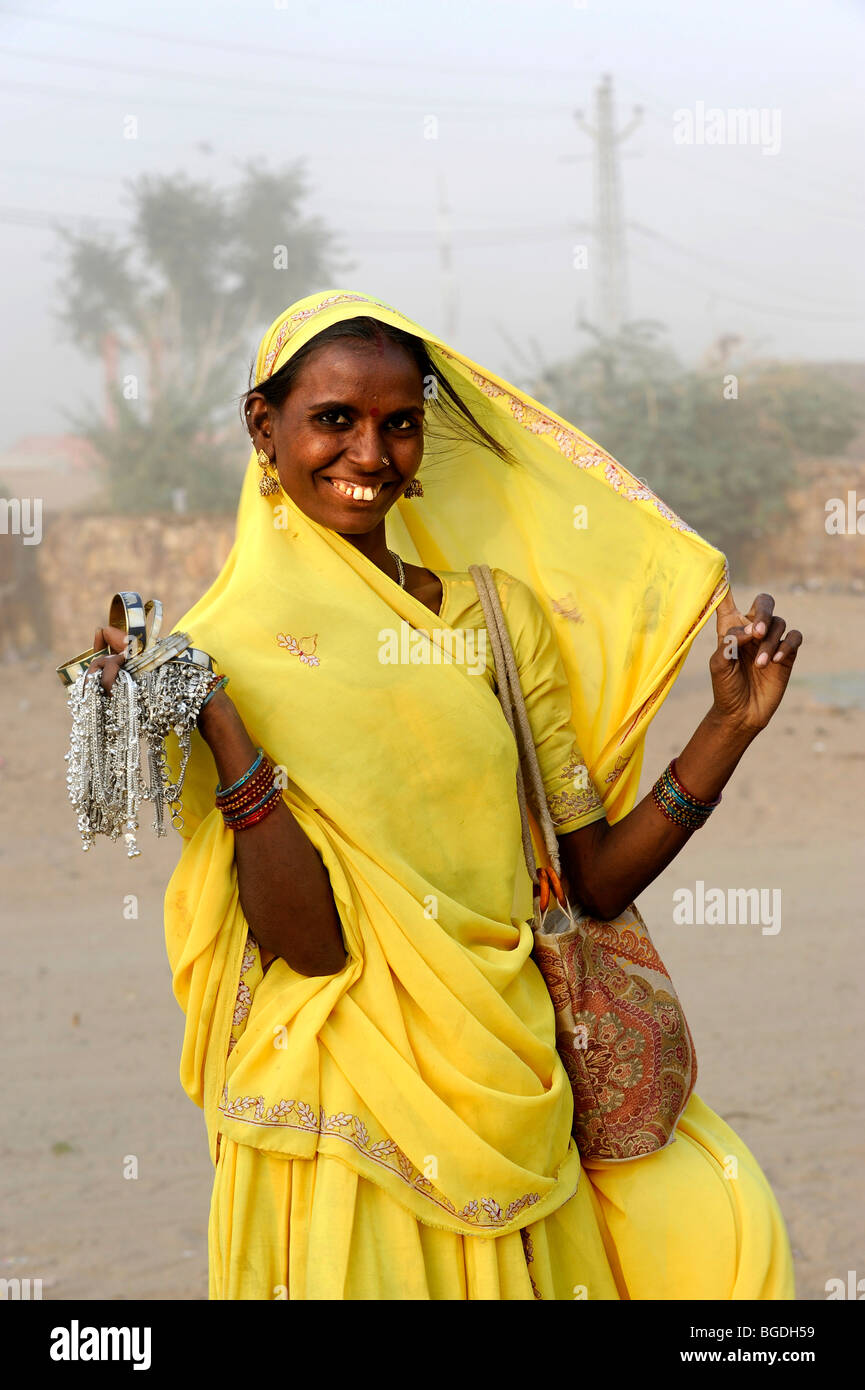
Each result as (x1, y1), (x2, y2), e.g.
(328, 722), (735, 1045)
(370, 407), (380, 417)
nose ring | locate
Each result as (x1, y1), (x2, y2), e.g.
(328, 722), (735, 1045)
(381, 454), (390, 467)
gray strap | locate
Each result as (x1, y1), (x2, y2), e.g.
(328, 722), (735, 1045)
(468, 564), (563, 882)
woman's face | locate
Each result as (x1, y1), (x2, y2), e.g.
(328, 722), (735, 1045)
(248, 338), (425, 535)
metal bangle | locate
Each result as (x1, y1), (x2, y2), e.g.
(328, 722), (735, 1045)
(170, 647), (215, 673)
(125, 631), (192, 676)
(222, 785), (282, 827)
(55, 592), (162, 686)
(216, 748), (265, 798)
(198, 675), (228, 716)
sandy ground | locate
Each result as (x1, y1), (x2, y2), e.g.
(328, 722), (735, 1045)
(1, 582), (862, 1301)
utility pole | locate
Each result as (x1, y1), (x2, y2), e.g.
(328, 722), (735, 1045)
(436, 172), (458, 340)
(575, 74), (642, 335)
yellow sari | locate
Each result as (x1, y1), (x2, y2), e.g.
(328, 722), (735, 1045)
(163, 290), (794, 1299)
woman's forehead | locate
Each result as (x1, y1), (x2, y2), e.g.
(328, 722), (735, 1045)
(291, 339), (425, 400)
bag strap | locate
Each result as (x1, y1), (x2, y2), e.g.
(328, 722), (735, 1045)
(468, 564), (563, 882)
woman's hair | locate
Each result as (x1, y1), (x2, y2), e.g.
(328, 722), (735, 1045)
(241, 316), (518, 467)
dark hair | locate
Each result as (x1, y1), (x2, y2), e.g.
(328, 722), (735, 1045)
(240, 316), (518, 467)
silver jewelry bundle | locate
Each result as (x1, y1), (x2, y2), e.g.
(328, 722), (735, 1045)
(64, 637), (218, 856)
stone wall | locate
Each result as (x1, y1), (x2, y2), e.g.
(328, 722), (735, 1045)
(29, 513), (236, 660)
(4, 454), (864, 662)
(739, 456), (865, 590)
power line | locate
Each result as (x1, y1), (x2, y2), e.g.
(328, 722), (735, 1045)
(0, 45), (574, 114)
(0, 203), (125, 229)
(629, 221), (858, 312)
(0, 74), (572, 123)
(2, 194), (858, 324)
(628, 245), (864, 323)
(625, 84), (865, 223)
(0, 10), (599, 81)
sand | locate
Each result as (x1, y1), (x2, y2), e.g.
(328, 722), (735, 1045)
(1, 583), (862, 1301)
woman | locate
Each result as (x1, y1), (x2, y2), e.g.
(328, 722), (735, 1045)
(92, 290), (801, 1300)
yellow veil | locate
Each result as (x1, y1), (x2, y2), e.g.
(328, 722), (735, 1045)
(163, 289), (728, 1236)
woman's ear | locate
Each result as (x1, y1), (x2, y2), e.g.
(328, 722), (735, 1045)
(244, 392), (273, 448)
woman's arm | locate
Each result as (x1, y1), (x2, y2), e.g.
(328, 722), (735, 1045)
(558, 592), (803, 921)
(559, 709), (752, 920)
(197, 690), (346, 977)
(87, 626), (346, 976)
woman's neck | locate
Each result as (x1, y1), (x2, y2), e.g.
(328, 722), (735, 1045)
(341, 524), (401, 587)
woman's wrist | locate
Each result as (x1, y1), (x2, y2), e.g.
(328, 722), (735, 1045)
(195, 690), (275, 803)
(706, 701), (763, 748)
(197, 686), (240, 743)
(671, 707), (755, 807)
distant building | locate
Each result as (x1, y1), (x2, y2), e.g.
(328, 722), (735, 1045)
(0, 434), (104, 514)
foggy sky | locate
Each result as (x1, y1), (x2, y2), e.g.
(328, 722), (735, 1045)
(1, 0), (862, 451)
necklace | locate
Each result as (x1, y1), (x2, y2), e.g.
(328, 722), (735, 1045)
(387, 549), (406, 588)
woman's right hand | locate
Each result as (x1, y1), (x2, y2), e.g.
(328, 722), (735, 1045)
(85, 624), (134, 693)
(85, 623), (235, 739)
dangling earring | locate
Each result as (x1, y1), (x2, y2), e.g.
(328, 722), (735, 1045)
(258, 448), (279, 497)
(404, 477), (424, 498)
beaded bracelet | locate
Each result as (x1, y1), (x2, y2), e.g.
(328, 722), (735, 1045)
(651, 758), (722, 831)
(670, 759), (722, 808)
(215, 749), (282, 831)
(216, 767), (276, 821)
(215, 748), (264, 798)
(223, 785), (282, 832)
(220, 786), (276, 821)
(222, 784), (282, 826)
(227, 801), (281, 832)
(216, 758), (274, 805)
(197, 674), (228, 720)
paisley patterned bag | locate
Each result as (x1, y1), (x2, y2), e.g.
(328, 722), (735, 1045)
(469, 564), (697, 1162)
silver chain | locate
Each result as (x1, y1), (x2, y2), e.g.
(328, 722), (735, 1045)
(64, 659), (218, 856)
(387, 549), (406, 588)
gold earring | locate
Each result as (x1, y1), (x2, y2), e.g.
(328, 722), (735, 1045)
(257, 448), (279, 497)
(404, 478), (424, 498)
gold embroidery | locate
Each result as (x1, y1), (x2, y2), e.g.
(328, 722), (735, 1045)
(615, 573), (729, 747)
(263, 293), (401, 378)
(218, 1082), (543, 1230)
(220, 928), (544, 1231)
(440, 353), (696, 535)
(546, 749), (604, 829)
(550, 592), (583, 623)
(277, 632), (320, 667)
(520, 1228), (544, 1300)
(227, 933), (258, 1057)
(604, 754), (631, 786)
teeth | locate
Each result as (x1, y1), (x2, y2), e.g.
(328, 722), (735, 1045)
(329, 478), (381, 501)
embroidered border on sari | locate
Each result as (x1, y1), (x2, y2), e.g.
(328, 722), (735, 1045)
(220, 928), (547, 1231)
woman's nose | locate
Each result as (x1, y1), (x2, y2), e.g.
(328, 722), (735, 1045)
(346, 420), (386, 468)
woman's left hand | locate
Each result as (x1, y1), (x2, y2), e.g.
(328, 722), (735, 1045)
(709, 590), (803, 735)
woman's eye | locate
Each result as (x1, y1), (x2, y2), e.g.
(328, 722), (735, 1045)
(316, 409), (418, 429)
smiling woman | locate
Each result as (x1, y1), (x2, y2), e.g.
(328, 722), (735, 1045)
(246, 326), (427, 548)
(241, 314), (519, 611)
(107, 288), (804, 1301)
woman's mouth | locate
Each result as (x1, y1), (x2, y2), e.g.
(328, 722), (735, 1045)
(324, 477), (388, 503)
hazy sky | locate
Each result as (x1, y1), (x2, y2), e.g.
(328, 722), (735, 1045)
(1, 0), (862, 449)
